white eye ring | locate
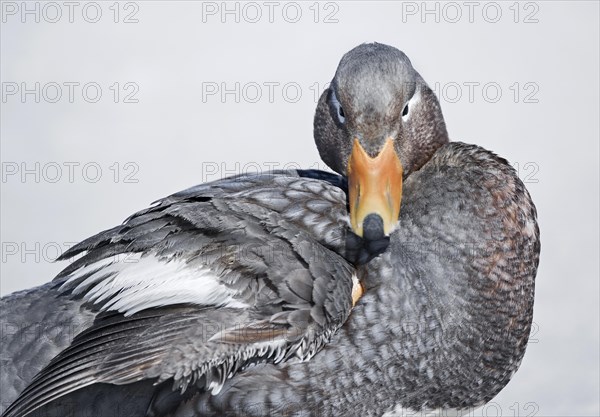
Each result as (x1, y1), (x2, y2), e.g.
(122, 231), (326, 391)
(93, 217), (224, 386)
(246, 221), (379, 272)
(402, 101), (410, 122)
(330, 89), (346, 124)
(402, 91), (421, 122)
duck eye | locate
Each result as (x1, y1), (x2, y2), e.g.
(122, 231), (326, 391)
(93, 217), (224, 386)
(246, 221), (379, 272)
(330, 89), (346, 124)
(402, 103), (409, 117)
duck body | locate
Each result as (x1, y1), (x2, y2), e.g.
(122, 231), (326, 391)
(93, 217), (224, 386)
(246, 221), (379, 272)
(1, 143), (539, 417)
(156, 142), (539, 417)
(1, 43), (540, 417)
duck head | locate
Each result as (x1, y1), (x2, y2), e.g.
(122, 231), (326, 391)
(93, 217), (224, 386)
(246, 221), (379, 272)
(314, 43), (449, 237)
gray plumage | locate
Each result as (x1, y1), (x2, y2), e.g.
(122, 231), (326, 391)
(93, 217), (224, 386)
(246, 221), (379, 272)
(168, 143), (539, 417)
(1, 43), (540, 417)
(2, 173), (356, 416)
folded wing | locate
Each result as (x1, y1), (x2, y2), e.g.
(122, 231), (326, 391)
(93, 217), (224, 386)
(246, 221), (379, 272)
(3, 171), (357, 417)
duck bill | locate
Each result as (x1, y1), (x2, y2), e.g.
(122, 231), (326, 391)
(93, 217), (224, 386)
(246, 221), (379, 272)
(347, 138), (403, 237)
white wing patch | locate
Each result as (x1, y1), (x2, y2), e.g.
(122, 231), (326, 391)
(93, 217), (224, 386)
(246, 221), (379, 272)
(59, 253), (248, 316)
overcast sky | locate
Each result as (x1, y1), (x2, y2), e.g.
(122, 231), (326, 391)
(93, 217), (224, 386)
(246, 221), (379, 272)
(1, 1), (599, 415)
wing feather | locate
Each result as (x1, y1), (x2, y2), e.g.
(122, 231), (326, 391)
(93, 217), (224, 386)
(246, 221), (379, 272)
(3, 171), (359, 417)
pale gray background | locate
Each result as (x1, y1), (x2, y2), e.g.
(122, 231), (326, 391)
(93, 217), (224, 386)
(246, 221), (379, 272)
(1, 1), (598, 415)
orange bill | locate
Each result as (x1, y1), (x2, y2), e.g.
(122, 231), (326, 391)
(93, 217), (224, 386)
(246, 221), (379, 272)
(347, 138), (403, 237)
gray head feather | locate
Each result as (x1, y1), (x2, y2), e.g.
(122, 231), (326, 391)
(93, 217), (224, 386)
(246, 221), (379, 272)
(314, 42), (449, 176)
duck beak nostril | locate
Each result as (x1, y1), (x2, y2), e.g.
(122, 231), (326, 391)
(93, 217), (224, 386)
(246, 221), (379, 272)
(347, 138), (403, 237)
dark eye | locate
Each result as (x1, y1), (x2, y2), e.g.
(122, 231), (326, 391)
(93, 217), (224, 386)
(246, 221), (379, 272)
(402, 104), (409, 117)
(330, 89), (346, 124)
